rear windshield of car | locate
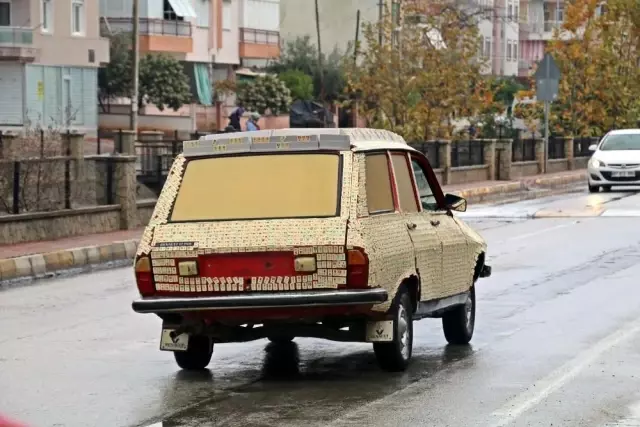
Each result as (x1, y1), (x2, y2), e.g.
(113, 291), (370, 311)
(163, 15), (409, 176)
(169, 153), (342, 221)
(600, 134), (640, 151)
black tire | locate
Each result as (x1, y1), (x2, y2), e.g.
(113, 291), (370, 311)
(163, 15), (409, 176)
(267, 336), (294, 344)
(588, 184), (599, 193)
(602, 185), (612, 192)
(174, 335), (213, 371)
(373, 287), (413, 372)
(442, 286), (476, 345)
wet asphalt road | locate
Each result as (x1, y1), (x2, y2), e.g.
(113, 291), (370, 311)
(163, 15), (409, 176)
(2, 188), (640, 427)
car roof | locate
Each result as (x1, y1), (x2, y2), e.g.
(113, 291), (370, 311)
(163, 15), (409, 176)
(606, 129), (640, 135)
(182, 128), (420, 158)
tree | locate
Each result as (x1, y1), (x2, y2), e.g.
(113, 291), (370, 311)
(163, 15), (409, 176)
(267, 36), (348, 102)
(545, 0), (640, 136)
(98, 35), (191, 112)
(237, 74), (292, 115)
(139, 54), (192, 111)
(278, 69), (314, 100)
(344, 0), (494, 140)
(98, 33), (132, 111)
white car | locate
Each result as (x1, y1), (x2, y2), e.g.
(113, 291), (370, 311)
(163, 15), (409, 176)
(587, 129), (640, 193)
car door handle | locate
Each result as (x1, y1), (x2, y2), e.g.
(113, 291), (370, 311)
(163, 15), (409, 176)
(430, 220), (440, 227)
(407, 222), (417, 230)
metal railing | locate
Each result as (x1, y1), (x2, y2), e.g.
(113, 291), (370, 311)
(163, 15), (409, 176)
(512, 138), (537, 162)
(0, 27), (34, 45)
(408, 141), (441, 169)
(101, 17), (192, 37)
(451, 140), (485, 167)
(548, 137), (566, 159)
(574, 136), (599, 158)
(239, 28), (280, 45)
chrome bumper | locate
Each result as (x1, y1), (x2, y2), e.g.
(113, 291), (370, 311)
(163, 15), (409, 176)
(132, 289), (389, 314)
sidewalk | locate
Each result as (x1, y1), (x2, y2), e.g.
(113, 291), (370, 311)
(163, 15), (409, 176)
(0, 170), (585, 284)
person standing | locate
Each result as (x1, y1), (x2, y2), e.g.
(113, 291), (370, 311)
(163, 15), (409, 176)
(227, 104), (244, 131)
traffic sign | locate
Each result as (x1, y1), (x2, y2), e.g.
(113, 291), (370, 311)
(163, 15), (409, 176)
(534, 53), (561, 102)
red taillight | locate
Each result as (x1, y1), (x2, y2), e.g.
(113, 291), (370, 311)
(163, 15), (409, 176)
(346, 248), (369, 288)
(135, 256), (155, 296)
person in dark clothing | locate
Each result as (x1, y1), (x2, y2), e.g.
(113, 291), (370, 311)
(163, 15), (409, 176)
(228, 105), (244, 131)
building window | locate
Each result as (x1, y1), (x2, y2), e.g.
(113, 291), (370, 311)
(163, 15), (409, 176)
(0, 1), (10, 26)
(41, 0), (53, 32)
(484, 37), (492, 58)
(506, 40), (512, 61)
(515, 4), (519, 22)
(72, 0), (85, 35)
(507, 2), (513, 21)
(513, 43), (518, 61)
(222, 0), (231, 30)
(557, 5), (565, 21)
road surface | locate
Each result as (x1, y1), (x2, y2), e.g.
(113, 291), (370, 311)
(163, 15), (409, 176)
(2, 188), (640, 427)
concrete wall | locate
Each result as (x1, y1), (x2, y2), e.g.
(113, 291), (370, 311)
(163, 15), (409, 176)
(511, 160), (539, 178)
(449, 165), (491, 185)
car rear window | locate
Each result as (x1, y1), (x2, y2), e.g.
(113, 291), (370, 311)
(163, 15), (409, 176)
(600, 134), (640, 151)
(170, 153), (342, 221)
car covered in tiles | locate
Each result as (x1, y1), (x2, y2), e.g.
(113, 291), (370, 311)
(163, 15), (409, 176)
(131, 128), (492, 372)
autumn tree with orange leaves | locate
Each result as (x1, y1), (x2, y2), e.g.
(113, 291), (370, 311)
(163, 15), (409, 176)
(344, 0), (496, 141)
(523, 0), (640, 136)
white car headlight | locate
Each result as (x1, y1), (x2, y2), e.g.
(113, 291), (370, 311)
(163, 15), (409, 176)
(591, 158), (605, 168)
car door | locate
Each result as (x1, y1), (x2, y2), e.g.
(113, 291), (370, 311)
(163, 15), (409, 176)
(408, 152), (473, 299)
(388, 151), (441, 297)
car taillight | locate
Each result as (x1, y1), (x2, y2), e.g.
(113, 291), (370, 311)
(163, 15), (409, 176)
(135, 256), (155, 296)
(346, 248), (369, 288)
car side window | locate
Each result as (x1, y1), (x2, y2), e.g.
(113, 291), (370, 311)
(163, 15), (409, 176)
(391, 153), (419, 213)
(410, 158), (440, 211)
(365, 153), (395, 214)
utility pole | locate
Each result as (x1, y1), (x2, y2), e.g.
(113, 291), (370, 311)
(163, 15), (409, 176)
(353, 9), (361, 64)
(129, 0), (140, 133)
(314, 0), (326, 125)
(378, 0), (383, 45)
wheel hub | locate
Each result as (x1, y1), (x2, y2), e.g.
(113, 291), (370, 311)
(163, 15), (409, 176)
(398, 304), (410, 360)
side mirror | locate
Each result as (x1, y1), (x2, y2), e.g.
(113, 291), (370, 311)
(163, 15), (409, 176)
(588, 144), (598, 152)
(444, 193), (467, 212)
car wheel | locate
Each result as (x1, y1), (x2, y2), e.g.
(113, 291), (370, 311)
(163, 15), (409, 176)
(442, 286), (476, 345)
(588, 184), (600, 193)
(174, 335), (213, 371)
(373, 287), (413, 372)
(267, 336), (294, 344)
(602, 185), (612, 192)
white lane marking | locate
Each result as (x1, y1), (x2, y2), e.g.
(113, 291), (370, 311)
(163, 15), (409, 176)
(600, 209), (640, 217)
(502, 218), (596, 243)
(144, 423), (163, 427)
(489, 315), (640, 427)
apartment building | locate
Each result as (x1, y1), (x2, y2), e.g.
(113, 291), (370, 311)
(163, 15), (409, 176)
(518, 0), (564, 76)
(0, 0), (109, 133)
(99, 0), (280, 125)
(279, 0), (388, 55)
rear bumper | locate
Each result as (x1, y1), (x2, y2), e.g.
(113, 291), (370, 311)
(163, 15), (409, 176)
(132, 288), (389, 314)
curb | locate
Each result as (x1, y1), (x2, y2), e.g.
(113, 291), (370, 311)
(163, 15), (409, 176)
(0, 239), (139, 284)
(451, 172), (586, 203)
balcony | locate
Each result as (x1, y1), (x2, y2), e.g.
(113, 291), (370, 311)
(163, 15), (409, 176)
(100, 18), (193, 54)
(0, 27), (38, 61)
(544, 20), (563, 32)
(239, 28), (280, 59)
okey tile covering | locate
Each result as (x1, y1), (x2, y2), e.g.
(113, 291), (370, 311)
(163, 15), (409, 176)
(136, 129), (486, 315)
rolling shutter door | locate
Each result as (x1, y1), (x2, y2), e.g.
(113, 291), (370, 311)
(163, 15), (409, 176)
(0, 63), (24, 125)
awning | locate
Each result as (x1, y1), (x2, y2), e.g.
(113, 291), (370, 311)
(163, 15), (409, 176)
(168, 0), (197, 18)
(194, 63), (213, 105)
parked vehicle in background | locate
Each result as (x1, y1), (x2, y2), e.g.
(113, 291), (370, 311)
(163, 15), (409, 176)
(587, 129), (640, 192)
(131, 128), (492, 372)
